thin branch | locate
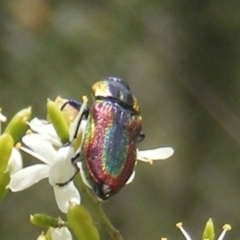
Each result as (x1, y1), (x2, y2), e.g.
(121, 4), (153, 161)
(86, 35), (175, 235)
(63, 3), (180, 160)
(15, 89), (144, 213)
(75, 174), (124, 240)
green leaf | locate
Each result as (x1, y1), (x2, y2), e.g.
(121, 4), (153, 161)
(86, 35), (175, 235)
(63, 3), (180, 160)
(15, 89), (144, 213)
(0, 133), (13, 174)
(67, 203), (100, 240)
(202, 218), (215, 240)
(47, 100), (69, 144)
(4, 107), (32, 143)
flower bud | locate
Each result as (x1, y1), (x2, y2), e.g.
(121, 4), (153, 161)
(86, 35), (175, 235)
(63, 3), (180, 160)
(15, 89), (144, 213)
(0, 171), (10, 201)
(202, 218), (215, 240)
(0, 133), (13, 174)
(4, 107), (32, 143)
(47, 100), (69, 144)
(67, 203), (100, 240)
(30, 214), (59, 228)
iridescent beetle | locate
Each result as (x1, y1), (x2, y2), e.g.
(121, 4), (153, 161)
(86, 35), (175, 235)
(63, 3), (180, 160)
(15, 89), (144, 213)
(62, 77), (144, 200)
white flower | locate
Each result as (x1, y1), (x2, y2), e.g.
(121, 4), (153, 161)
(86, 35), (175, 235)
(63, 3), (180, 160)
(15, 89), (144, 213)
(50, 227), (72, 240)
(27, 118), (62, 147)
(9, 99), (88, 213)
(137, 147), (174, 163)
(0, 110), (7, 124)
(125, 147), (174, 184)
(8, 133), (80, 213)
(6, 145), (22, 176)
(176, 222), (231, 240)
(0, 109), (7, 135)
(27, 115), (87, 148)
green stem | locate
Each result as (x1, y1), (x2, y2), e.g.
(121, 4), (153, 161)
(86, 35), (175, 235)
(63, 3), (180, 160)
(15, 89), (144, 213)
(75, 174), (124, 240)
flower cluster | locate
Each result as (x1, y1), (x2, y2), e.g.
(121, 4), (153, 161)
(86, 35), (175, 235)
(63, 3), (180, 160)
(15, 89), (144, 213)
(0, 93), (175, 239)
(176, 219), (231, 240)
(9, 97), (89, 213)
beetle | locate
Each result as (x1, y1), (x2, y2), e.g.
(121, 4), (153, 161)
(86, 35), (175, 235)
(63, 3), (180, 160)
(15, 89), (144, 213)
(61, 77), (144, 200)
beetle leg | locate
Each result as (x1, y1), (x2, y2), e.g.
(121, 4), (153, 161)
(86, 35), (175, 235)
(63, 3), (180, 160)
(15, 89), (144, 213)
(56, 98), (89, 187)
(137, 131), (145, 142)
(60, 99), (82, 111)
(71, 152), (80, 163)
(61, 98), (89, 122)
(61, 98), (89, 141)
(55, 152), (80, 187)
(60, 98), (89, 144)
(63, 97), (89, 142)
(56, 170), (79, 187)
(72, 108), (89, 140)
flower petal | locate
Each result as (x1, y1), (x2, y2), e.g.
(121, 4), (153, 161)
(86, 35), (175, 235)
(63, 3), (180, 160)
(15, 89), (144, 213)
(77, 162), (92, 189)
(51, 227), (72, 240)
(137, 147), (174, 163)
(0, 112), (7, 122)
(22, 133), (57, 165)
(9, 164), (50, 191)
(53, 182), (80, 213)
(6, 147), (22, 176)
(125, 171), (135, 185)
(48, 146), (76, 186)
(28, 118), (61, 146)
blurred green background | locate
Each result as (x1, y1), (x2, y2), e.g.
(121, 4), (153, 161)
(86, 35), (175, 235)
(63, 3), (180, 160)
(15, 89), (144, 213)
(1, 0), (240, 239)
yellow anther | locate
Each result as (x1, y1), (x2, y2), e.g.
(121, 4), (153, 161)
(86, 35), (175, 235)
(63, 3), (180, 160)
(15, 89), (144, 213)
(15, 142), (22, 150)
(26, 129), (32, 135)
(55, 96), (62, 103)
(148, 159), (153, 165)
(23, 116), (28, 123)
(222, 224), (231, 231)
(176, 222), (183, 228)
(82, 95), (88, 103)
